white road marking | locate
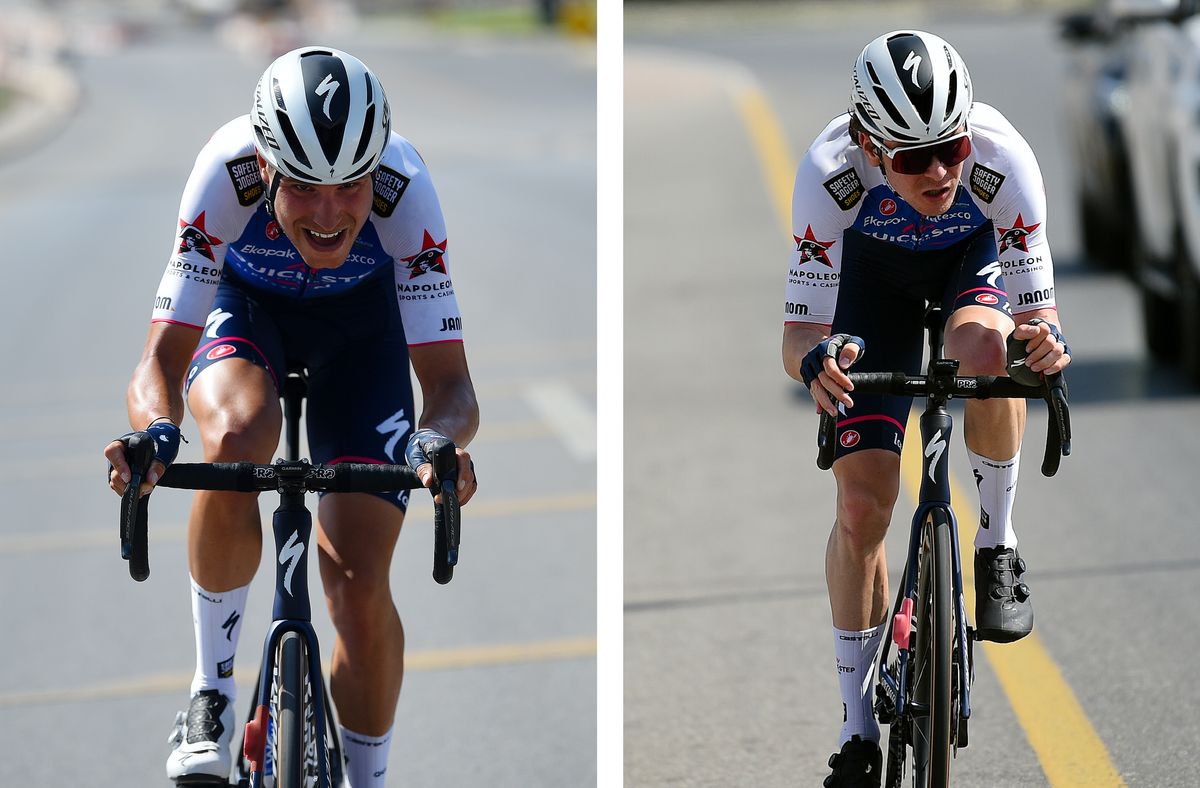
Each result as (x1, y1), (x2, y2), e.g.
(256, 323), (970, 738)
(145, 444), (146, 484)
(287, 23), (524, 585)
(523, 380), (597, 460)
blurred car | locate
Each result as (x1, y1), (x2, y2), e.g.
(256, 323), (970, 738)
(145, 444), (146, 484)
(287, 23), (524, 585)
(1058, 5), (1137, 274)
(1061, 0), (1200, 381)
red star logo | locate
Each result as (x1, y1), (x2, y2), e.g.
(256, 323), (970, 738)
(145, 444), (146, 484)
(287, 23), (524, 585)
(996, 213), (1041, 254)
(401, 230), (448, 279)
(177, 212), (223, 261)
(793, 225), (836, 267)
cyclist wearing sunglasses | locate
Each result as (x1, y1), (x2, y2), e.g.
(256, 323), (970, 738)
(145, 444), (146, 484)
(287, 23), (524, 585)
(780, 30), (1071, 785)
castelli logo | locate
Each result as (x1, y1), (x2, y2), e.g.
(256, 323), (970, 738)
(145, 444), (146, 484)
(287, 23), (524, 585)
(975, 293), (999, 305)
(206, 344), (237, 361)
(266, 220), (282, 240)
(880, 198), (897, 216)
(840, 430), (861, 448)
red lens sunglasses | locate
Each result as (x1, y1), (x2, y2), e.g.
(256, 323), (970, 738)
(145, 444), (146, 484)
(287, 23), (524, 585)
(874, 131), (972, 175)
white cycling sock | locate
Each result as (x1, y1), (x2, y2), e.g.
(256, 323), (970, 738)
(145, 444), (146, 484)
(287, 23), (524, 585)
(188, 575), (250, 700)
(341, 726), (392, 788)
(834, 624), (884, 746)
(967, 448), (1019, 550)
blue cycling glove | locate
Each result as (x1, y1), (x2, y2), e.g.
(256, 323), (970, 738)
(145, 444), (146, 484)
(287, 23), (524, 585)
(110, 420), (183, 483)
(404, 428), (450, 471)
(1006, 319), (1070, 386)
(800, 334), (866, 388)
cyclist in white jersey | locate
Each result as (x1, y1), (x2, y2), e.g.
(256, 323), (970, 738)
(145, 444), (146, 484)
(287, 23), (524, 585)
(780, 31), (1071, 785)
(104, 46), (479, 787)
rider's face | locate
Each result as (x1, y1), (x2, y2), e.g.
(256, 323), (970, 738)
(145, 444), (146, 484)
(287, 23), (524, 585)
(258, 158), (374, 270)
(862, 132), (966, 219)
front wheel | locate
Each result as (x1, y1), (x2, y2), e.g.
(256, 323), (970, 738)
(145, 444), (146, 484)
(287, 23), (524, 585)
(272, 631), (313, 788)
(910, 509), (954, 788)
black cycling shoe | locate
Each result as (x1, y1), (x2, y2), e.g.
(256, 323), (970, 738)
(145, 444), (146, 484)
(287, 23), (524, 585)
(823, 735), (882, 788)
(975, 546), (1033, 643)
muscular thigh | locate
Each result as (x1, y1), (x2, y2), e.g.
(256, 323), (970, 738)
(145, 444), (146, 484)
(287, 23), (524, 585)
(185, 283), (285, 459)
(831, 233), (926, 459)
(316, 493), (404, 587)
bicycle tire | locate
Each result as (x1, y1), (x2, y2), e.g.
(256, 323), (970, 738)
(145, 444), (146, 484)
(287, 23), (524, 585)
(273, 631), (308, 788)
(910, 509), (954, 788)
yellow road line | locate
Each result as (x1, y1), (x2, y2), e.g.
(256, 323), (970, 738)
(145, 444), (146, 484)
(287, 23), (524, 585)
(0, 636), (597, 709)
(0, 491), (596, 555)
(732, 83), (795, 234)
(899, 413), (1125, 786)
(732, 76), (1125, 785)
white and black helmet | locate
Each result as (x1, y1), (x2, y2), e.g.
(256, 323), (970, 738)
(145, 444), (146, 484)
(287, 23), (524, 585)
(849, 30), (972, 145)
(252, 46), (391, 185)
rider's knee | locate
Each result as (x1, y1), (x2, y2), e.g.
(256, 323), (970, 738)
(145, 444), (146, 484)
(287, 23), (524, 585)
(198, 409), (278, 463)
(325, 571), (395, 644)
(834, 483), (896, 550)
(950, 324), (1007, 376)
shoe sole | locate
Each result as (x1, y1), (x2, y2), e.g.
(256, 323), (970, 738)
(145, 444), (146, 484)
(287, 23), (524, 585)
(172, 777), (231, 786)
(974, 626), (1032, 644)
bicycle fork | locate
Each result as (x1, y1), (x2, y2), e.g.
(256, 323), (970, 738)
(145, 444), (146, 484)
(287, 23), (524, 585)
(242, 485), (336, 788)
(876, 402), (973, 736)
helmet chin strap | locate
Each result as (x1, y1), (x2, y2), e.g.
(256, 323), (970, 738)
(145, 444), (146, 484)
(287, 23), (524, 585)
(263, 169), (283, 218)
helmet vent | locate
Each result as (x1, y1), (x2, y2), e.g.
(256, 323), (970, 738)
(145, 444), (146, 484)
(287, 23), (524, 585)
(353, 105), (376, 164)
(945, 71), (958, 123)
(276, 111), (311, 170)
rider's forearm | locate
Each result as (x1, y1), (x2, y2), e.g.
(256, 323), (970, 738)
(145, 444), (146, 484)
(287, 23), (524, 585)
(418, 379), (479, 448)
(783, 322), (831, 383)
(124, 325), (197, 431)
(126, 356), (187, 430)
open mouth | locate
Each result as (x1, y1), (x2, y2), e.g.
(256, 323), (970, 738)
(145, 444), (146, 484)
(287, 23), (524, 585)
(924, 185), (953, 201)
(303, 228), (346, 251)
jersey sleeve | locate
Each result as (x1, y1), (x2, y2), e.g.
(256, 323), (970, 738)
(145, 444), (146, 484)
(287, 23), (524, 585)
(374, 139), (463, 346)
(785, 124), (858, 327)
(972, 105), (1057, 314)
(151, 118), (255, 329)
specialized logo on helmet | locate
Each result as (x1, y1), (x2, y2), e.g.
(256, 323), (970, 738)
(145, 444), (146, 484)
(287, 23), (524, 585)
(401, 230), (448, 278)
(177, 212), (223, 261)
(889, 36), (933, 93)
(794, 225), (836, 267)
(315, 73), (340, 120)
(902, 51), (923, 87)
(997, 213), (1041, 254)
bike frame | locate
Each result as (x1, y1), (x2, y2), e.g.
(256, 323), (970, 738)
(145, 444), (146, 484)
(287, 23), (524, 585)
(244, 370), (337, 788)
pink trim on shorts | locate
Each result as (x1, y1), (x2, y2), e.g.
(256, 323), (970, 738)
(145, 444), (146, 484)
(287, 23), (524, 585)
(956, 286), (1007, 301)
(190, 336), (280, 391)
(839, 414), (906, 433)
(151, 318), (204, 329)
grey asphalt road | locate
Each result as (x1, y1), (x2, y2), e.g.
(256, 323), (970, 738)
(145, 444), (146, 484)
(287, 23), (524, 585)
(0, 18), (596, 788)
(626, 6), (1200, 787)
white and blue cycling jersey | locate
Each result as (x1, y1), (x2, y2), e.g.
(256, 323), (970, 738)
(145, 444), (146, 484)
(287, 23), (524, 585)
(784, 102), (1057, 327)
(152, 115), (462, 348)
